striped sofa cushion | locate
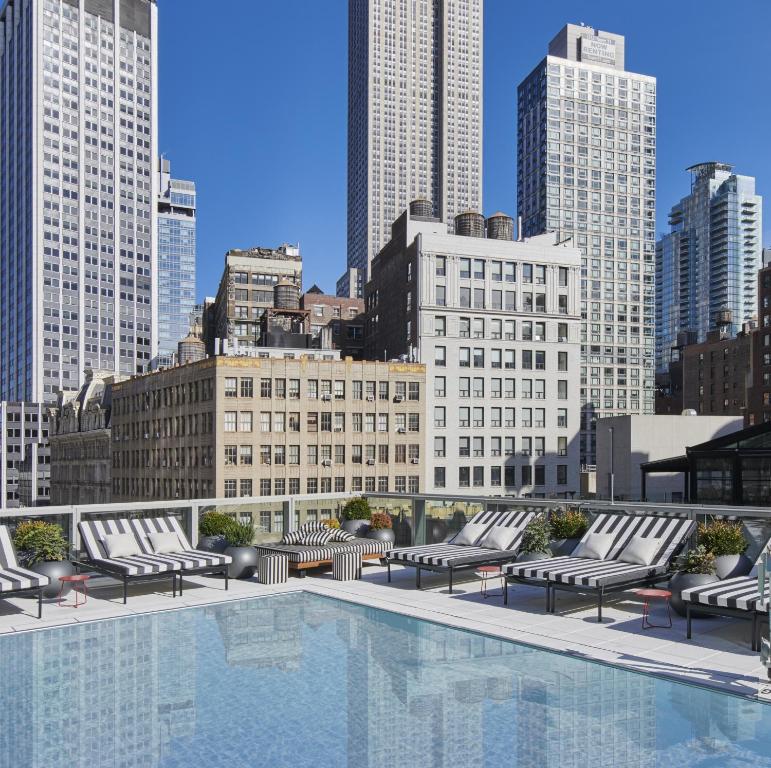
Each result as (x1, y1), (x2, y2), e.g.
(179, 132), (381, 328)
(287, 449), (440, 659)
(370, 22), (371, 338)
(329, 528), (356, 542)
(256, 538), (389, 564)
(131, 517), (232, 568)
(281, 521), (333, 546)
(681, 576), (769, 612)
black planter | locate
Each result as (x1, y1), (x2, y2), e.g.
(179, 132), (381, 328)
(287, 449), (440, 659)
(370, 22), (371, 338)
(669, 572), (720, 617)
(224, 546), (258, 579)
(31, 560), (76, 599)
(516, 550), (552, 563)
(550, 538), (580, 557)
(366, 528), (396, 545)
(198, 535), (228, 554)
(342, 519), (370, 538)
(715, 553), (753, 580)
(427, 518), (448, 543)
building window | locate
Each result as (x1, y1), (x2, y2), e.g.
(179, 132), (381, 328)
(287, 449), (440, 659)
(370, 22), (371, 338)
(224, 480), (237, 498)
(434, 467), (445, 488)
(224, 412), (237, 432)
(240, 378), (253, 398)
(224, 377), (237, 397)
(239, 479), (253, 497)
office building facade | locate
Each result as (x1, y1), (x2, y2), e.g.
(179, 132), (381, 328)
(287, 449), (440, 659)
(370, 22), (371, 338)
(156, 157), (196, 357)
(365, 204), (581, 498)
(517, 24), (657, 468)
(301, 286), (365, 359)
(656, 162), (762, 371)
(0, 401), (50, 508)
(0, 0), (158, 402)
(345, 0), (483, 292)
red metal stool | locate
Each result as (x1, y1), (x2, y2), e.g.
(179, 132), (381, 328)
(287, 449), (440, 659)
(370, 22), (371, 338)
(58, 574), (91, 608)
(475, 565), (504, 599)
(635, 588), (672, 629)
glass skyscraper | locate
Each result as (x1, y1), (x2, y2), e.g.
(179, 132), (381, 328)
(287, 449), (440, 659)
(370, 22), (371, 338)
(344, 0), (483, 294)
(517, 24), (657, 467)
(655, 162), (762, 371)
(156, 157), (196, 358)
(0, 0), (158, 402)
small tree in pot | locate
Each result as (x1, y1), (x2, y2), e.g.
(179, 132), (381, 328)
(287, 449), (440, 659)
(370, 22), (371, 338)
(13, 520), (74, 599)
(223, 520), (258, 580)
(367, 512), (395, 545)
(198, 512), (234, 553)
(549, 509), (588, 557)
(516, 515), (552, 562)
(669, 545), (718, 617)
(341, 497), (372, 537)
(697, 518), (751, 579)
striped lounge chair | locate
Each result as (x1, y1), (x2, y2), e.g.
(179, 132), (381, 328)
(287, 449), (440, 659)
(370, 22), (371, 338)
(385, 509), (535, 593)
(504, 513), (696, 621)
(683, 547), (770, 651)
(255, 538), (390, 578)
(0, 525), (50, 619)
(130, 517), (231, 594)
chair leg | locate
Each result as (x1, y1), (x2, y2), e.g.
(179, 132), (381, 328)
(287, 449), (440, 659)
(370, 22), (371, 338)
(752, 612), (758, 652)
(178, 572), (184, 596)
(545, 582), (551, 613)
(123, 576), (128, 605)
(448, 567), (453, 594)
(686, 603), (692, 640)
(224, 568), (229, 591)
(38, 588), (43, 619)
(597, 587), (604, 622)
(416, 567), (421, 590)
(387, 561), (391, 583)
(504, 579), (508, 606)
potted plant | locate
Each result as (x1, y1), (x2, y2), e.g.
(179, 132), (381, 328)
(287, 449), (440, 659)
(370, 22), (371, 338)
(516, 514), (552, 562)
(669, 545), (719, 617)
(198, 511), (234, 553)
(367, 512), (395, 545)
(341, 497), (372, 537)
(223, 520), (258, 579)
(697, 518), (751, 579)
(549, 509), (588, 556)
(13, 520), (74, 599)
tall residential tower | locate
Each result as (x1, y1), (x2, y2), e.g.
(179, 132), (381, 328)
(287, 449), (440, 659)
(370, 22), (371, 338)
(655, 162), (762, 371)
(517, 24), (657, 467)
(344, 0), (483, 295)
(0, 0), (158, 402)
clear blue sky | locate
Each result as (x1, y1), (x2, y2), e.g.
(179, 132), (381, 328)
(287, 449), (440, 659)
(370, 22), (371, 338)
(157, 1), (771, 301)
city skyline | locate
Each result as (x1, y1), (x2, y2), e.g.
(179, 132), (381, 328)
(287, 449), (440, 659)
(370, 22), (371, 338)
(153, 1), (771, 301)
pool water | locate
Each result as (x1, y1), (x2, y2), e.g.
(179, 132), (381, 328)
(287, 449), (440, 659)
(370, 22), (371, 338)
(1, 592), (770, 768)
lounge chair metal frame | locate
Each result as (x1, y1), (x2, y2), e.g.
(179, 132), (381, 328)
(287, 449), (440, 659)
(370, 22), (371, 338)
(73, 556), (178, 604)
(686, 601), (763, 652)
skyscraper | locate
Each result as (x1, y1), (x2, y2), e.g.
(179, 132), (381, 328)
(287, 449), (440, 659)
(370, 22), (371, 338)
(518, 24), (657, 467)
(156, 157), (196, 358)
(0, 0), (158, 403)
(655, 162), (762, 371)
(344, 0), (483, 295)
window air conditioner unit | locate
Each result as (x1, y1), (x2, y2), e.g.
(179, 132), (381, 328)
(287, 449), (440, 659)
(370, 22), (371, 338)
(366, 395), (375, 401)
(397, 427), (406, 433)
(322, 459), (332, 467)
(334, 427), (343, 432)
(411, 458), (419, 464)
(321, 394), (332, 401)
(366, 458), (375, 465)
(394, 395), (404, 403)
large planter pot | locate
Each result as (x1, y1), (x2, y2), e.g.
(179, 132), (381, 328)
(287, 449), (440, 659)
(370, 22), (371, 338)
(367, 528), (396, 545)
(715, 553), (753, 580)
(427, 518), (448, 543)
(31, 560), (76, 599)
(550, 538), (580, 557)
(224, 546), (258, 580)
(669, 572), (720, 617)
(342, 519), (370, 538)
(516, 550), (552, 563)
(198, 535), (228, 554)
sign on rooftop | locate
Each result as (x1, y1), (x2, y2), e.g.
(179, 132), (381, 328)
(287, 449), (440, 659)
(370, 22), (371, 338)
(580, 35), (617, 66)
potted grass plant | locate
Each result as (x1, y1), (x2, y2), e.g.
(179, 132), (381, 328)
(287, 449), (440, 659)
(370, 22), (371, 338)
(198, 511), (234, 553)
(697, 518), (751, 580)
(341, 497), (372, 537)
(516, 514), (552, 563)
(366, 511), (395, 545)
(669, 545), (719, 617)
(13, 520), (75, 599)
(549, 509), (588, 557)
(223, 520), (258, 579)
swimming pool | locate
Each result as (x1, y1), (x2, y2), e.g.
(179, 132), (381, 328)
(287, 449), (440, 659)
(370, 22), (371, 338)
(0, 592), (769, 768)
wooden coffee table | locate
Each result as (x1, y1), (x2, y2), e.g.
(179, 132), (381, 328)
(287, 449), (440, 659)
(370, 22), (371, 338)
(58, 574), (90, 608)
(635, 587), (672, 629)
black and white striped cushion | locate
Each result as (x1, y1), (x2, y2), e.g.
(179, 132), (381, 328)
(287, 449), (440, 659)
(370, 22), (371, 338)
(280, 521), (329, 545)
(681, 576), (769, 612)
(328, 528), (356, 542)
(257, 554), (288, 585)
(333, 551), (361, 581)
(256, 538), (389, 564)
(131, 517), (232, 568)
(0, 527), (50, 591)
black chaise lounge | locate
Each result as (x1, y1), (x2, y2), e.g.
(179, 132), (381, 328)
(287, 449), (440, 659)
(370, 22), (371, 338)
(503, 512), (696, 621)
(0, 525), (49, 618)
(385, 509), (536, 593)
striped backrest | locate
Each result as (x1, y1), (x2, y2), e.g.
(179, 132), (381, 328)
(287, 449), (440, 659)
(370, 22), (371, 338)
(78, 518), (139, 560)
(450, 508), (535, 548)
(0, 526), (19, 570)
(581, 513), (695, 566)
(130, 517), (192, 553)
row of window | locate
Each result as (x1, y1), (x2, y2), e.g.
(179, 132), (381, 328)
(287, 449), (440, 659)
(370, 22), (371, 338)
(223, 411), (421, 433)
(223, 475), (420, 498)
(433, 406), (568, 430)
(223, 376), (421, 401)
(434, 464), (569, 488)
(223, 443), (420, 466)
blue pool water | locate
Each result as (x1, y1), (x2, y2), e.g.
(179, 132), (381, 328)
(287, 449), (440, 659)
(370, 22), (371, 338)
(1, 592), (770, 768)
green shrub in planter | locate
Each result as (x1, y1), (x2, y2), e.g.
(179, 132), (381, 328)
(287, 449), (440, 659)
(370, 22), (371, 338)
(370, 512), (392, 530)
(199, 512), (236, 538)
(697, 518), (747, 556)
(224, 521), (255, 547)
(520, 514), (551, 555)
(13, 520), (68, 566)
(549, 510), (588, 540)
(678, 545), (716, 575)
(342, 497), (372, 521)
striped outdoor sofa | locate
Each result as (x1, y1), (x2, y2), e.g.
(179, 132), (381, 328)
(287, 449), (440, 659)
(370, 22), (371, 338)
(130, 517), (231, 594)
(385, 509), (535, 593)
(255, 538), (389, 577)
(683, 549), (770, 651)
(504, 513), (696, 621)
(0, 525), (50, 618)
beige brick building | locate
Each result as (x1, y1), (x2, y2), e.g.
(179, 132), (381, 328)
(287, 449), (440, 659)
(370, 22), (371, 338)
(110, 355), (426, 502)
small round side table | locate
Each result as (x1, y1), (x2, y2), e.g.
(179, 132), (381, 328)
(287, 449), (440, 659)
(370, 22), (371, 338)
(58, 574), (90, 608)
(635, 588), (672, 629)
(475, 565), (504, 599)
